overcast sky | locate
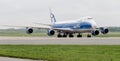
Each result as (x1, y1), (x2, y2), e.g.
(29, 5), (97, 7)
(0, 0), (120, 29)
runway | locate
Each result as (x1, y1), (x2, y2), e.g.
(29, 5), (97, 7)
(0, 37), (120, 45)
(0, 57), (40, 61)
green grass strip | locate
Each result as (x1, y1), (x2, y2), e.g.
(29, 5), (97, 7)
(0, 45), (120, 61)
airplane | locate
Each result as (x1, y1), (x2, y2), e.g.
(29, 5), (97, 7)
(4, 10), (109, 38)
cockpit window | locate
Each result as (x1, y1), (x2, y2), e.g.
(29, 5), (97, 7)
(88, 17), (93, 19)
(81, 16), (93, 20)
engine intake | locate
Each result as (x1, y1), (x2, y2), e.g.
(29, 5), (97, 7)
(47, 30), (55, 36)
(26, 27), (33, 34)
(92, 30), (99, 36)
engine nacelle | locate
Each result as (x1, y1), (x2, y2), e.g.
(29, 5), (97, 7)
(26, 27), (33, 34)
(91, 30), (99, 36)
(100, 27), (109, 34)
(47, 29), (55, 36)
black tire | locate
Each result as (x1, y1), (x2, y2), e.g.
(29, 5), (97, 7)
(63, 35), (67, 37)
(69, 34), (74, 38)
(77, 35), (82, 38)
(57, 34), (62, 38)
(87, 35), (91, 38)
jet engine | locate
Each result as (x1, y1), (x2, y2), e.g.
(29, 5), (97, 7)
(100, 27), (109, 34)
(47, 29), (55, 36)
(26, 27), (33, 34)
(91, 30), (99, 36)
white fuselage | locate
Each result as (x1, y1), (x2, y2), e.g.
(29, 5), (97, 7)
(52, 16), (98, 33)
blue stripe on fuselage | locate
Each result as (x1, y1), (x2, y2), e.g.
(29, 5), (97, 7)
(52, 22), (92, 29)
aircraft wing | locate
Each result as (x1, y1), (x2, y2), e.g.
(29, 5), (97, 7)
(33, 23), (52, 26)
(2, 25), (52, 29)
(97, 25), (109, 28)
(96, 26), (109, 30)
(53, 28), (93, 32)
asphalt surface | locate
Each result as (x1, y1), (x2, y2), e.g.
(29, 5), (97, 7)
(0, 37), (120, 45)
(0, 57), (42, 61)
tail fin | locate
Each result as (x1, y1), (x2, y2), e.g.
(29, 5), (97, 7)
(50, 9), (56, 24)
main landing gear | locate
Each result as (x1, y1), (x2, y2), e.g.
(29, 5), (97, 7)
(57, 33), (74, 38)
(57, 33), (92, 38)
(69, 34), (74, 37)
(57, 33), (62, 38)
(57, 33), (67, 38)
(77, 33), (82, 38)
(63, 33), (67, 37)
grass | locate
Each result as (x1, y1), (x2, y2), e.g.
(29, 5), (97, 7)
(0, 33), (47, 37)
(0, 45), (120, 61)
(96, 32), (120, 37)
(0, 29), (120, 37)
(0, 28), (120, 37)
(0, 29), (47, 37)
(0, 31), (120, 37)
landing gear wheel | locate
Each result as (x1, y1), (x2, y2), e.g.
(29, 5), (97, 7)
(69, 34), (74, 38)
(77, 35), (82, 38)
(63, 35), (67, 37)
(87, 34), (91, 38)
(57, 34), (62, 38)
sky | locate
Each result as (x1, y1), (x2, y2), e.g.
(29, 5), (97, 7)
(0, 0), (120, 29)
